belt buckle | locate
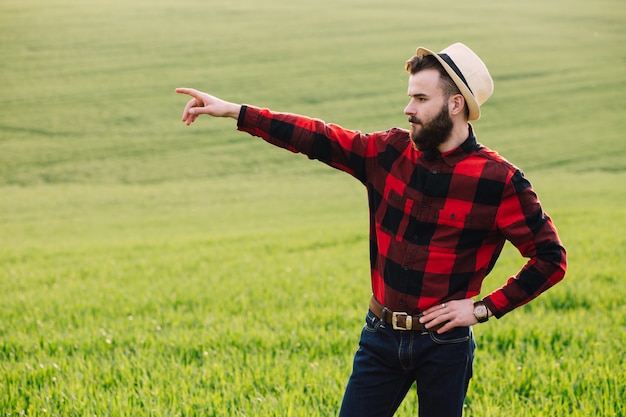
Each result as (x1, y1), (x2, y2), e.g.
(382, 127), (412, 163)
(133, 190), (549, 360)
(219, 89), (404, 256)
(392, 311), (413, 330)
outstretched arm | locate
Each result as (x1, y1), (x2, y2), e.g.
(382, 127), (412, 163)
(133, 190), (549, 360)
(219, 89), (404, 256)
(175, 88), (242, 125)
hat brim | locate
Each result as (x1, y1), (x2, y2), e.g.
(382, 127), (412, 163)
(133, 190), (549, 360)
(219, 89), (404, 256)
(416, 47), (481, 121)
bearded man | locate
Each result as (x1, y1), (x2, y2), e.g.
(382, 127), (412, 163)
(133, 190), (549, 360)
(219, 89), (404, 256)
(176, 43), (566, 417)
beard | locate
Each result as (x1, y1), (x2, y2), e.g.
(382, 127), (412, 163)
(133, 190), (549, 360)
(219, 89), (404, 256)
(409, 104), (454, 151)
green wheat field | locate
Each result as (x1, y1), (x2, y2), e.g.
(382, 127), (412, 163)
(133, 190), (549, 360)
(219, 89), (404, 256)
(1, 0), (625, 415)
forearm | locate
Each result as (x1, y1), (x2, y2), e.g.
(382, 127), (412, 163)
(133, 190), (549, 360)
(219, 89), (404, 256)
(237, 105), (329, 154)
(484, 241), (566, 318)
(487, 222), (566, 318)
(236, 105), (371, 178)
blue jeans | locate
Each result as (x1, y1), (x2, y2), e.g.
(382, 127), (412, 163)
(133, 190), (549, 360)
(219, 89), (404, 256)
(339, 310), (476, 417)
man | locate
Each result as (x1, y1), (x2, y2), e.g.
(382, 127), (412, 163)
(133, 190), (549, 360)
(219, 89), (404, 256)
(176, 43), (567, 417)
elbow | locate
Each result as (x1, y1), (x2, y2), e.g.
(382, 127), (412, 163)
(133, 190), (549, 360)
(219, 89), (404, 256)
(557, 244), (567, 282)
(550, 241), (567, 285)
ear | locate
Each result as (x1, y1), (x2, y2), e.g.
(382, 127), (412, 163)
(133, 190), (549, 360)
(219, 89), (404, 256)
(448, 94), (466, 117)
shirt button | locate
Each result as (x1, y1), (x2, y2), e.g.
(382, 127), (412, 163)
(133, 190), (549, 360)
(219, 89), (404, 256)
(403, 266), (409, 271)
(432, 170), (438, 174)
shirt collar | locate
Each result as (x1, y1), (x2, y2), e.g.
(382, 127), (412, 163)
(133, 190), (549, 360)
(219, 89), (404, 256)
(422, 124), (480, 166)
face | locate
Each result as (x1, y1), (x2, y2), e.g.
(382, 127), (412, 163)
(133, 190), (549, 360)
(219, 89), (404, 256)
(404, 69), (454, 151)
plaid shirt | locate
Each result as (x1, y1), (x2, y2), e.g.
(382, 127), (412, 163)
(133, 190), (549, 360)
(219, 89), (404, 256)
(237, 105), (566, 318)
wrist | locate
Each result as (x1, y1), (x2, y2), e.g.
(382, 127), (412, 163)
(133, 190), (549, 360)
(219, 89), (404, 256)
(227, 103), (242, 119)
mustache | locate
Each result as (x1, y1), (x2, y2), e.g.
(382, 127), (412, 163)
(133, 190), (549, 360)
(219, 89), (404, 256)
(408, 116), (421, 124)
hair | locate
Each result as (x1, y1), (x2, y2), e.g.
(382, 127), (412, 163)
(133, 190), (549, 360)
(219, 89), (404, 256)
(405, 54), (469, 118)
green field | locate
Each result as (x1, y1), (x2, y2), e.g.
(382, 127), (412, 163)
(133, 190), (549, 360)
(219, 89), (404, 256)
(1, 0), (625, 415)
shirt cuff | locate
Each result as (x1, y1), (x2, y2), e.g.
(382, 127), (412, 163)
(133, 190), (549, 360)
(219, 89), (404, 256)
(482, 297), (502, 319)
(236, 104), (248, 128)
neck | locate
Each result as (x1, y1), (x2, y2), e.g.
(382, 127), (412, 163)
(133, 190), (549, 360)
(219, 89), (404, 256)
(437, 121), (469, 153)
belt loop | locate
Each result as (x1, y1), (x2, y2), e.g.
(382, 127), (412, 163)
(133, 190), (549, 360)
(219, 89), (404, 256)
(380, 307), (389, 328)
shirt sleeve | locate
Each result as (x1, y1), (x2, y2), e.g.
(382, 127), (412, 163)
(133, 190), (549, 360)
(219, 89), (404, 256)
(483, 170), (567, 318)
(237, 105), (382, 183)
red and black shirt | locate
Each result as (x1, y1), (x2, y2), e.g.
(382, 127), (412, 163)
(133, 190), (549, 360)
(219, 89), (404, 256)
(237, 105), (566, 318)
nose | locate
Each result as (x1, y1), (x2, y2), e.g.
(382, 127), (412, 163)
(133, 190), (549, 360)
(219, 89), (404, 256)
(404, 100), (415, 116)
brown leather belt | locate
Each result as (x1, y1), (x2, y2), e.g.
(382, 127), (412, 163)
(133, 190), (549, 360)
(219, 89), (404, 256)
(369, 296), (443, 332)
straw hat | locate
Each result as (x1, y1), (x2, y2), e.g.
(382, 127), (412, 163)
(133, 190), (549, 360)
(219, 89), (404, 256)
(416, 43), (494, 120)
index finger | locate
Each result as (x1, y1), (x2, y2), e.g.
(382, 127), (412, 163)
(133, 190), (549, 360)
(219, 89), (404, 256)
(175, 87), (200, 97)
(175, 88), (205, 106)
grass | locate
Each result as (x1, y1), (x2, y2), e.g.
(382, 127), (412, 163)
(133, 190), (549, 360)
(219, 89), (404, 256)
(1, 0), (625, 415)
